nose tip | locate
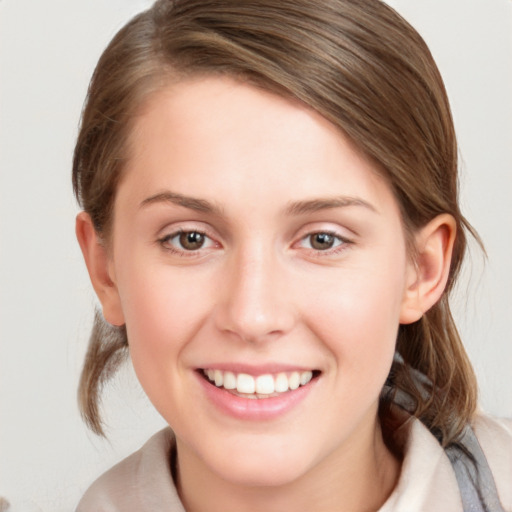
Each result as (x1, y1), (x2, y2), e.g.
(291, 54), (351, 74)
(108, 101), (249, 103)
(225, 303), (289, 344)
(214, 257), (295, 344)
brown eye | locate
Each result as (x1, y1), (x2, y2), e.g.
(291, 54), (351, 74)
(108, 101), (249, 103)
(179, 231), (205, 250)
(159, 229), (217, 254)
(309, 233), (336, 250)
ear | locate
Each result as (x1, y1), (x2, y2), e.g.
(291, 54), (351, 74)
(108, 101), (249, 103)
(75, 212), (125, 326)
(400, 214), (456, 324)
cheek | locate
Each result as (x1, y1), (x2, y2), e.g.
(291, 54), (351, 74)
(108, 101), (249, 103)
(304, 255), (406, 385)
(118, 269), (220, 425)
(115, 259), (215, 388)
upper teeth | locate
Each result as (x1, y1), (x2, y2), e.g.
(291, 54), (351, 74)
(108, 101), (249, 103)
(204, 369), (314, 395)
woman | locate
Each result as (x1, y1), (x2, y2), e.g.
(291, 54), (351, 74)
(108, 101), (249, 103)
(73, 0), (512, 510)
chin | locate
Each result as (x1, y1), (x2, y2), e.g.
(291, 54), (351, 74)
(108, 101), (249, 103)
(217, 459), (309, 488)
(202, 435), (319, 488)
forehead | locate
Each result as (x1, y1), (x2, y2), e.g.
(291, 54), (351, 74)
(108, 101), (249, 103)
(120, 76), (398, 218)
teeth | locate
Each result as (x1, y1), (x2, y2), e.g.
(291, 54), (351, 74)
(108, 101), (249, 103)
(203, 369), (315, 396)
(255, 374), (275, 394)
(289, 371), (300, 390)
(275, 372), (289, 392)
(223, 371), (236, 390)
(237, 373), (255, 394)
(214, 369), (223, 387)
(300, 371), (313, 386)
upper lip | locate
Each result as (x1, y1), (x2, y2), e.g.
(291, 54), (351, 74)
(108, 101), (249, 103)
(196, 363), (319, 376)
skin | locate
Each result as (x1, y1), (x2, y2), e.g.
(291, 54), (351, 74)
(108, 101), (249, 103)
(77, 76), (456, 512)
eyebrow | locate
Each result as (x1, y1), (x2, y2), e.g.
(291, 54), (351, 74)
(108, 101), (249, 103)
(285, 196), (377, 216)
(140, 191), (377, 217)
(140, 191), (223, 215)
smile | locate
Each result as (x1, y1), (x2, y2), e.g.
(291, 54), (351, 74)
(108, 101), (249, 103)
(201, 368), (317, 398)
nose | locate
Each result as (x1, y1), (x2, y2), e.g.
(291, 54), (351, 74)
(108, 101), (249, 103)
(214, 246), (296, 344)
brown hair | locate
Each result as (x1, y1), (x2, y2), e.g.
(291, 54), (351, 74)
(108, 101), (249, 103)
(73, 0), (478, 441)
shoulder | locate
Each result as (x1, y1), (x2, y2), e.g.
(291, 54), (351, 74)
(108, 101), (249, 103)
(75, 428), (185, 512)
(380, 414), (512, 512)
(472, 415), (512, 509)
(381, 417), (464, 511)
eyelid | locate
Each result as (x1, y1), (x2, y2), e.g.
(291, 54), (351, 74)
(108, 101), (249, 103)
(156, 219), (215, 240)
(292, 225), (354, 256)
(156, 223), (222, 255)
(299, 231), (344, 247)
(293, 222), (354, 241)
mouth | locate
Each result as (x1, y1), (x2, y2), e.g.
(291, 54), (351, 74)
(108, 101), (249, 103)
(199, 368), (321, 399)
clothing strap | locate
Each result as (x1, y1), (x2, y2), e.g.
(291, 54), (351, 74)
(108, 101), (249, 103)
(388, 353), (506, 512)
(445, 426), (506, 512)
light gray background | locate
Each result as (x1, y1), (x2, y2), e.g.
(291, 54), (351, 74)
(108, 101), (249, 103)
(1, 1), (511, 510)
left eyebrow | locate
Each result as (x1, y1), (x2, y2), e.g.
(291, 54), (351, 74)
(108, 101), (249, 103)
(285, 196), (378, 216)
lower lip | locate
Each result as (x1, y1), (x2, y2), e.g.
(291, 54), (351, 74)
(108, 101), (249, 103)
(196, 372), (317, 421)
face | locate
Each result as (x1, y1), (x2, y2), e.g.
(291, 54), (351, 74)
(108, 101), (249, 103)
(105, 77), (416, 487)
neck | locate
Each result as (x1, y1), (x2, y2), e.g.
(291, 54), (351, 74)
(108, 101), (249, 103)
(175, 418), (401, 512)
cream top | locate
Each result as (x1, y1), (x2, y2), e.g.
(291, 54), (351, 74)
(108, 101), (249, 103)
(76, 415), (512, 512)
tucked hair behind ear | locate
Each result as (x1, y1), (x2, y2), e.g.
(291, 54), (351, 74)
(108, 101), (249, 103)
(74, 0), (478, 441)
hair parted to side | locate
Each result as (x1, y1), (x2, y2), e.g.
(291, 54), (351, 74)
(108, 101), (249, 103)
(73, 0), (479, 441)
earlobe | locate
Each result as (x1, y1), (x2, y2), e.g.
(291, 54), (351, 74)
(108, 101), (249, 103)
(75, 212), (125, 326)
(400, 214), (456, 324)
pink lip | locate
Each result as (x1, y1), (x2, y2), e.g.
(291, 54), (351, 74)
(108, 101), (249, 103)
(195, 370), (318, 421)
(197, 363), (314, 375)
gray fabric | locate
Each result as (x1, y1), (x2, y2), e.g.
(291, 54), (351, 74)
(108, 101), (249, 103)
(445, 426), (506, 512)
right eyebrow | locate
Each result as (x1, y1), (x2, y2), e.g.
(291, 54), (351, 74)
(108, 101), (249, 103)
(139, 191), (224, 216)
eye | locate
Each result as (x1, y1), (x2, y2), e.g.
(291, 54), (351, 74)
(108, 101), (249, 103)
(159, 230), (216, 252)
(299, 232), (345, 251)
(177, 231), (207, 250)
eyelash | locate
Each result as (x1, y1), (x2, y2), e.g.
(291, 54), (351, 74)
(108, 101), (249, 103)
(157, 229), (216, 256)
(297, 231), (352, 256)
(157, 229), (352, 257)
